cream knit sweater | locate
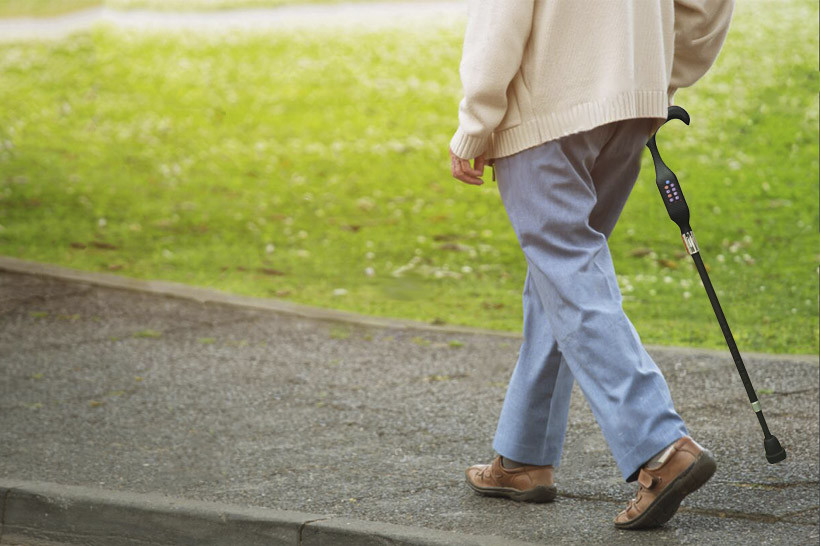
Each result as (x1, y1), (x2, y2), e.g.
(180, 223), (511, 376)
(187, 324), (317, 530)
(450, 0), (734, 160)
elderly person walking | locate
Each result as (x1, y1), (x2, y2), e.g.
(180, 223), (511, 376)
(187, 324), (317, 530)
(449, 0), (734, 529)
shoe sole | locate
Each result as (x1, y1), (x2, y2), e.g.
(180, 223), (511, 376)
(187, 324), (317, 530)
(466, 477), (557, 503)
(615, 449), (717, 530)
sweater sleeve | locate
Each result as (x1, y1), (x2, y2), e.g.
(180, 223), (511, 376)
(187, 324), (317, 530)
(670, 0), (734, 92)
(449, 0), (534, 159)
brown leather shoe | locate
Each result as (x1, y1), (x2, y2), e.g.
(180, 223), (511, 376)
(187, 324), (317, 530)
(465, 456), (557, 502)
(614, 436), (716, 529)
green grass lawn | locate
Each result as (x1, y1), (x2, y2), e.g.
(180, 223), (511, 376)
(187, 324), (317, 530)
(0, 0), (817, 354)
(0, 0), (438, 17)
(0, 0), (101, 17)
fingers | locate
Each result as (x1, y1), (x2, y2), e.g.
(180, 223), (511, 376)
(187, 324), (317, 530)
(450, 149), (485, 186)
(474, 154), (486, 176)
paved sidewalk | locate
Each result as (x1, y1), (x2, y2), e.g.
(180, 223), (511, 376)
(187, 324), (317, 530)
(0, 265), (818, 545)
(0, 1), (466, 42)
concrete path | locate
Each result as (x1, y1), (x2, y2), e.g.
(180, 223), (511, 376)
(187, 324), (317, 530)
(0, 1), (466, 42)
(0, 260), (818, 544)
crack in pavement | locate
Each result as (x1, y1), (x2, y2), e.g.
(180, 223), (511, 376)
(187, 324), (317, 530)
(771, 388), (820, 396)
(557, 491), (818, 526)
(298, 517), (332, 545)
(780, 506), (820, 518)
(726, 480), (820, 490)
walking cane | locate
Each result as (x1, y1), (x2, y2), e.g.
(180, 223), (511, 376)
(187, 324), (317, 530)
(647, 106), (787, 464)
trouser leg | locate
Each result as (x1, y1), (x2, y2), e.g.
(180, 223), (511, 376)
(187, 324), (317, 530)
(493, 119), (687, 482)
(493, 267), (574, 466)
(493, 119), (657, 469)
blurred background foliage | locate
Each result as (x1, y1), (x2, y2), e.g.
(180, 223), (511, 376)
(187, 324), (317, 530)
(0, 0), (437, 17)
(0, 0), (817, 353)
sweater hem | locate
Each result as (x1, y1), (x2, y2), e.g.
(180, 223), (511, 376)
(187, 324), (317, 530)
(449, 127), (489, 160)
(487, 90), (669, 159)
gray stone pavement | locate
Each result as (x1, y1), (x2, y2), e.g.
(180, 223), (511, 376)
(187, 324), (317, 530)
(0, 268), (818, 545)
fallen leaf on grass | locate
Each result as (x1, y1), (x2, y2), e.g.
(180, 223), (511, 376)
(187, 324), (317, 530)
(258, 267), (285, 276)
(70, 242), (87, 249)
(658, 259), (678, 269)
(91, 241), (118, 250)
(439, 243), (469, 252)
(481, 302), (504, 310)
(357, 197), (376, 212)
(341, 224), (361, 232)
(629, 247), (653, 257)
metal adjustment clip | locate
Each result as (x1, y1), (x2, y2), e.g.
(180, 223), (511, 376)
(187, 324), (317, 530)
(681, 231), (699, 255)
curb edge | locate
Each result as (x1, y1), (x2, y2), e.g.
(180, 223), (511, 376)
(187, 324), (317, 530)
(1, 255), (815, 364)
(0, 480), (535, 546)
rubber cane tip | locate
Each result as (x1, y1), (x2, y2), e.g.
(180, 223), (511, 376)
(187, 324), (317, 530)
(764, 435), (787, 464)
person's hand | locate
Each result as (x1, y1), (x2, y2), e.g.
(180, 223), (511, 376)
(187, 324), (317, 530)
(450, 148), (487, 186)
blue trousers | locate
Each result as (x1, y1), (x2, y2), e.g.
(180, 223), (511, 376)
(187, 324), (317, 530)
(491, 118), (688, 482)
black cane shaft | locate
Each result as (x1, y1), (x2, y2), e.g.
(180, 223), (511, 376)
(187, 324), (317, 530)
(689, 252), (760, 405)
(756, 410), (772, 437)
(651, 106), (786, 463)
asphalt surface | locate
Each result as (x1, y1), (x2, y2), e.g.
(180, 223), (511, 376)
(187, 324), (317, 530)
(0, 269), (818, 545)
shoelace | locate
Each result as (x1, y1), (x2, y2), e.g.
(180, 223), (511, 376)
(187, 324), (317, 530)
(477, 466), (494, 480)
